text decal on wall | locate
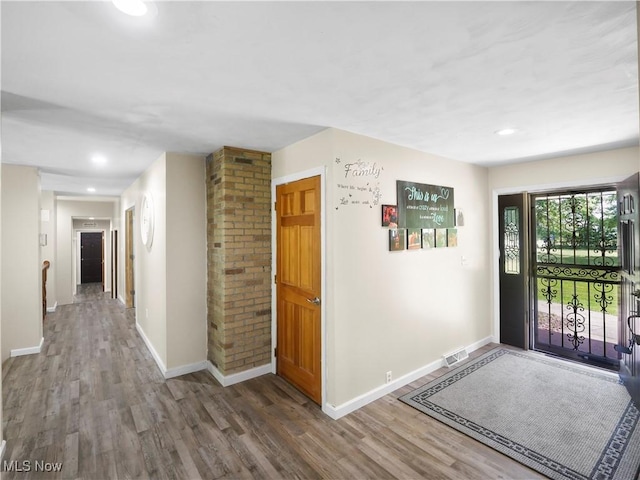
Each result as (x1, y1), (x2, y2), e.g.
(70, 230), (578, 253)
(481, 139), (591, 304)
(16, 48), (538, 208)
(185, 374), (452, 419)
(335, 157), (383, 210)
(396, 180), (455, 228)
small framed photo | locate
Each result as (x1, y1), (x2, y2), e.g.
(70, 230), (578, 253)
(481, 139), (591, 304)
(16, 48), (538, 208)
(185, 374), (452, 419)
(422, 229), (435, 249)
(389, 229), (406, 251)
(382, 205), (398, 227)
(407, 229), (422, 250)
(435, 229), (448, 248)
(447, 228), (458, 247)
(455, 209), (465, 227)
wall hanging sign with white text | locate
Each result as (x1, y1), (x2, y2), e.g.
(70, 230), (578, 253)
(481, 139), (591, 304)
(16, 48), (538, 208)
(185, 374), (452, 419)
(334, 157), (383, 211)
(396, 180), (455, 228)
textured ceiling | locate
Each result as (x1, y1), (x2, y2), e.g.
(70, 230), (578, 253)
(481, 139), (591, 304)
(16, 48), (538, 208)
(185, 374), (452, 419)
(2, 1), (638, 196)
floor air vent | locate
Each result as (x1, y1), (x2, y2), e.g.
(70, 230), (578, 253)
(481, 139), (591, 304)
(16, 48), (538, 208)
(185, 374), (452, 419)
(443, 347), (468, 367)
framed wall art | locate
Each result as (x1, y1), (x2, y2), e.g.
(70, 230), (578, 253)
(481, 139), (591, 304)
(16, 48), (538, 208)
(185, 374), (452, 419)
(447, 228), (458, 247)
(407, 229), (422, 250)
(422, 229), (435, 249)
(382, 204), (398, 227)
(435, 228), (448, 248)
(396, 180), (455, 229)
(389, 229), (406, 251)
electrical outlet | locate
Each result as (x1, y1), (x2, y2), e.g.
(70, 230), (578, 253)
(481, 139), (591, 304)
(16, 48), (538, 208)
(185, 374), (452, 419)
(386, 371), (392, 383)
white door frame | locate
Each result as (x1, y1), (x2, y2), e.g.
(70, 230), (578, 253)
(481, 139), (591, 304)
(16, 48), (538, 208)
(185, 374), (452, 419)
(271, 166), (327, 413)
(73, 228), (107, 294)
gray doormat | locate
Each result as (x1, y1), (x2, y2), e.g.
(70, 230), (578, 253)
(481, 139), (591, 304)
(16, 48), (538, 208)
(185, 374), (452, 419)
(399, 348), (640, 480)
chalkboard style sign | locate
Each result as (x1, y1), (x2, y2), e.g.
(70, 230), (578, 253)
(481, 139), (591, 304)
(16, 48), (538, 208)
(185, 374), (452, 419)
(396, 180), (455, 228)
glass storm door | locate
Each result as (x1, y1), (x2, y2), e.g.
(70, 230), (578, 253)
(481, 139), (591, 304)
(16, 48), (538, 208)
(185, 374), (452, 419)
(531, 188), (620, 369)
(617, 173), (640, 406)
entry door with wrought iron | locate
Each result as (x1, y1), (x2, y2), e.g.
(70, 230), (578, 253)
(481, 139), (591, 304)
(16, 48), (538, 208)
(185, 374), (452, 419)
(531, 189), (620, 368)
(617, 173), (640, 406)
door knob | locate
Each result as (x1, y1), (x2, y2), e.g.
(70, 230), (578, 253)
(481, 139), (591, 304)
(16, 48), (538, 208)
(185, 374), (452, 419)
(306, 297), (321, 306)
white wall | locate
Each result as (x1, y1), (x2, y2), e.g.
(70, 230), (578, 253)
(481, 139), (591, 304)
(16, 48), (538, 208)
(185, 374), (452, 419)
(273, 128), (492, 408)
(40, 191), (57, 309)
(1, 165), (42, 361)
(121, 153), (168, 365)
(165, 154), (207, 369)
(56, 199), (117, 305)
(488, 146), (639, 193)
(120, 152), (207, 373)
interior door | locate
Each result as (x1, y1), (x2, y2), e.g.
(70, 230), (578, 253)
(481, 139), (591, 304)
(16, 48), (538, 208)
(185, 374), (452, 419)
(498, 193), (528, 349)
(80, 232), (104, 284)
(618, 173), (640, 407)
(112, 230), (118, 300)
(276, 175), (322, 404)
(125, 208), (135, 308)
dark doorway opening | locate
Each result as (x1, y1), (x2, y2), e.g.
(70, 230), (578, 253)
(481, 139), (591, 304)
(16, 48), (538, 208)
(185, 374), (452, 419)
(81, 232), (104, 285)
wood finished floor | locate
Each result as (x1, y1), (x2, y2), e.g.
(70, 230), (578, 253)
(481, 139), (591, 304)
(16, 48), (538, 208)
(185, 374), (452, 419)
(1, 288), (544, 479)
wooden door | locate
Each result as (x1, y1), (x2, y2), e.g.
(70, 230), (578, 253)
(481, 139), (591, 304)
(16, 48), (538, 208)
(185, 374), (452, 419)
(125, 208), (135, 308)
(112, 230), (118, 300)
(276, 175), (322, 404)
(498, 193), (528, 349)
(80, 232), (104, 284)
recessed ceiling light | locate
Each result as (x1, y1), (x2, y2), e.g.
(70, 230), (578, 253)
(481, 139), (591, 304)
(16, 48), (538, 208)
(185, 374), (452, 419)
(112, 0), (148, 17)
(92, 154), (107, 166)
(495, 128), (518, 136)
(87, 187), (96, 193)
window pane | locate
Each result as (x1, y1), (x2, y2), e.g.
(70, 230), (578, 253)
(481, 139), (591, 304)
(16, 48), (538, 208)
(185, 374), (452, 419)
(504, 206), (520, 275)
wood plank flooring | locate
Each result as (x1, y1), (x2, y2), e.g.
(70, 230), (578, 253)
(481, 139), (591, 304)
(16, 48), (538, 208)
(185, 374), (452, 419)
(1, 289), (544, 479)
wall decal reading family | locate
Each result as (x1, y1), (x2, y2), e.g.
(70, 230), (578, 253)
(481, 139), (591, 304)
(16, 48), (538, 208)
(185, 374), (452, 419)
(343, 159), (382, 179)
(334, 157), (384, 211)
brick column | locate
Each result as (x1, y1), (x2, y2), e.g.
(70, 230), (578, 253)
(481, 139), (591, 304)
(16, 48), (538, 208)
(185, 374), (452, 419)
(206, 147), (272, 376)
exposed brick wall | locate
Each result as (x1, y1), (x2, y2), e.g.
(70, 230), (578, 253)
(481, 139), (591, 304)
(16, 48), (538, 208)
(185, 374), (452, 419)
(206, 147), (272, 375)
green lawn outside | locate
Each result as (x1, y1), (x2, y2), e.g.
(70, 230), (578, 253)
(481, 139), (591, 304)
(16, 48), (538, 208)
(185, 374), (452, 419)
(536, 248), (618, 267)
(535, 277), (619, 316)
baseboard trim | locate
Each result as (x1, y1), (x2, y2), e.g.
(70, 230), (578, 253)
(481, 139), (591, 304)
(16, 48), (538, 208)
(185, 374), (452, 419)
(323, 336), (493, 420)
(135, 322), (168, 375)
(118, 295), (126, 306)
(164, 361), (208, 379)
(46, 301), (58, 313)
(10, 337), (44, 357)
(206, 361), (271, 387)
(0, 440), (6, 462)
(467, 335), (494, 353)
(135, 323), (208, 379)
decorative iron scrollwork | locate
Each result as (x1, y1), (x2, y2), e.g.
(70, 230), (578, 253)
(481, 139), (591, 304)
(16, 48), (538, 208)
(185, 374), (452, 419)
(540, 277), (558, 304)
(533, 189), (619, 357)
(536, 265), (619, 284)
(565, 294), (586, 349)
(503, 207), (520, 275)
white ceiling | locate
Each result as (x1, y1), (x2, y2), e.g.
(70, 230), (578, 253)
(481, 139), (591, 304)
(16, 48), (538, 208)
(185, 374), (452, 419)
(2, 1), (639, 196)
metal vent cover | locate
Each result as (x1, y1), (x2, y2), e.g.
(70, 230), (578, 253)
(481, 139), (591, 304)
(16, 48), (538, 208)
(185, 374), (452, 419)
(443, 347), (469, 367)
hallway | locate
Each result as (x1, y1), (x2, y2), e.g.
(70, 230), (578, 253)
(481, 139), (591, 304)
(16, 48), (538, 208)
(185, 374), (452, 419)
(1, 293), (541, 479)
